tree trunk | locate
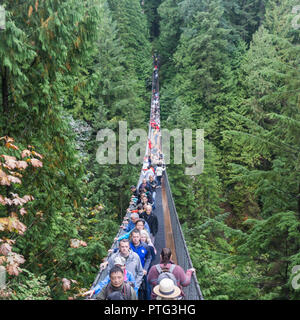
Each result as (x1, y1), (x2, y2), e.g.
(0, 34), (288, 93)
(2, 66), (8, 114)
(1, 66), (9, 136)
(298, 181), (300, 220)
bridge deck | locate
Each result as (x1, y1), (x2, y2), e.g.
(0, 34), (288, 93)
(150, 186), (165, 266)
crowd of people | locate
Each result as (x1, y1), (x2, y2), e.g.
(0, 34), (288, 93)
(83, 54), (196, 300)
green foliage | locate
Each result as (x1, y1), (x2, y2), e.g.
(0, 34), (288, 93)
(107, 0), (152, 87)
(157, 0), (183, 82)
(158, 0), (300, 301)
(141, 0), (162, 41)
(1, 0), (299, 301)
(6, 269), (52, 300)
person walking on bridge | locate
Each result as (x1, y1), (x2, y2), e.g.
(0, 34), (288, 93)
(155, 162), (165, 187)
(107, 239), (144, 288)
(82, 256), (138, 298)
(140, 204), (158, 244)
(95, 266), (137, 300)
(147, 248), (196, 300)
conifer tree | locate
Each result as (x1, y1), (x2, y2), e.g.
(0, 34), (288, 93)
(223, 0), (300, 299)
(107, 0), (152, 87)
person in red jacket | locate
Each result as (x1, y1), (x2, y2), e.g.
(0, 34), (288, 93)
(147, 248), (196, 300)
(148, 139), (152, 151)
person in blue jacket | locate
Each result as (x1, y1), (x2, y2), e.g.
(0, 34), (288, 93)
(129, 229), (152, 300)
(116, 218), (151, 242)
(121, 212), (150, 234)
(129, 229), (152, 274)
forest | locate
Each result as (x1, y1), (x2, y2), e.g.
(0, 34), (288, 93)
(0, 0), (300, 300)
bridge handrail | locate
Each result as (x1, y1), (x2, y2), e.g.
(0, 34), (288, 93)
(163, 169), (204, 300)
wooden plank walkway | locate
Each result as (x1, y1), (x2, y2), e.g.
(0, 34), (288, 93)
(161, 177), (177, 264)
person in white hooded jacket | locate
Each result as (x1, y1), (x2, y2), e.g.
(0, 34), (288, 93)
(155, 162), (165, 187)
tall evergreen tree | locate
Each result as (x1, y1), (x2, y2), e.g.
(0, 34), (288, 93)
(0, 0), (109, 299)
(107, 0), (152, 88)
(223, 0), (300, 299)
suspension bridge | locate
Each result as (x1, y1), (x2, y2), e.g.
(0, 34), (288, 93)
(88, 57), (204, 300)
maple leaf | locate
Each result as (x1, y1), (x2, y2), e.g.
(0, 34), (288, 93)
(15, 254), (25, 265)
(6, 264), (21, 276)
(0, 218), (9, 231)
(0, 169), (10, 186)
(7, 252), (25, 265)
(4, 197), (13, 205)
(32, 151), (43, 159)
(0, 136), (14, 143)
(10, 192), (19, 198)
(0, 195), (6, 205)
(1, 155), (17, 170)
(19, 208), (27, 216)
(21, 149), (31, 158)
(70, 239), (80, 248)
(5, 239), (15, 245)
(8, 171), (23, 179)
(1, 155), (16, 161)
(5, 159), (17, 169)
(22, 195), (34, 203)
(10, 193), (27, 206)
(9, 218), (27, 235)
(30, 158), (43, 167)
(62, 278), (71, 291)
(80, 241), (87, 247)
(12, 197), (25, 206)
(7, 175), (22, 184)
(70, 239), (87, 248)
(0, 243), (12, 256)
(16, 161), (28, 170)
(5, 142), (19, 151)
(36, 211), (43, 218)
(0, 256), (6, 265)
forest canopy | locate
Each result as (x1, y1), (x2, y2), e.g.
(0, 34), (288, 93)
(0, 0), (300, 300)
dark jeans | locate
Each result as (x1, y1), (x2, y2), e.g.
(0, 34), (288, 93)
(156, 175), (162, 186)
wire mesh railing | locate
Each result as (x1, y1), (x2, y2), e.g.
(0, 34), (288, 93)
(163, 170), (204, 300)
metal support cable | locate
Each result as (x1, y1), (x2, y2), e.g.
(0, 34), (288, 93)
(163, 170), (204, 300)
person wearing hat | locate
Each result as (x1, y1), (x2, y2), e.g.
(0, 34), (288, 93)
(82, 256), (138, 298)
(153, 278), (181, 300)
(147, 248), (195, 299)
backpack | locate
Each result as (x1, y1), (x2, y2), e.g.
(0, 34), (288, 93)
(105, 282), (133, 300)
(155, 264), (177, 286)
